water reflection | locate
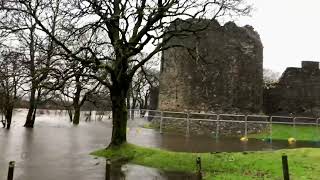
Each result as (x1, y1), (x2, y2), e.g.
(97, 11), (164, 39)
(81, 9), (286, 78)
(0, 109), (319, 180)
(107, 161), (197, 180)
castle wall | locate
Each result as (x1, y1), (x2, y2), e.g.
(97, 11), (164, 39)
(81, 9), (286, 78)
(159, 20), (263, 113)
(264, 61), (320, 116)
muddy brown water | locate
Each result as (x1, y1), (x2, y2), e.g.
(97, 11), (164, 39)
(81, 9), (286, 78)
(0, 109), (319, 180)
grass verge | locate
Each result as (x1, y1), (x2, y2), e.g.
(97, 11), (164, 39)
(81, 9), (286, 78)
(91, 143), (320, 180)
(249, 124), (320, 141)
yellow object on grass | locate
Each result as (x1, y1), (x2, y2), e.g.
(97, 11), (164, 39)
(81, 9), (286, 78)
(240, 136), (248, 142)
(288, 137), (296, 144)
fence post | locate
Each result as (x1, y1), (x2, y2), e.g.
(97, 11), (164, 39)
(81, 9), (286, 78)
(105, 159), (111, 180)
(216, 114), (220, 139)
(270, 116), (273, 143)
(144, 109), (147, 121)
(244, 115), (248, 137)
(7, 161), (15, 180)
(186, 112), (190, 137)
(128, 109), (131, 120)
(282, 155), (290, 180)
(317, 118), (320, 141)
(196, 157), (202, 180)
(160, 111), (163, 134)
(293, 117), (296, 138)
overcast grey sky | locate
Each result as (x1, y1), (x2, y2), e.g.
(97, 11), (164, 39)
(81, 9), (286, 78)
(236, 0), (320, 73)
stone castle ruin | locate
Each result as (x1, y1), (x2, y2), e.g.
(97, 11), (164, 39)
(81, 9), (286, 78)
(154, 20), (320, 135)
(159, 19), (263, 113)
(264, 61), (320, 116)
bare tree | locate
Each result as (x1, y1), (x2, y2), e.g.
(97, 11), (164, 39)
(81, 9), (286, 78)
(59, 62), (100, 124)
(0, 0), (63, 127)
(131, 66), (159, 109)
(263, 68), (280, 89)
(0, 0), (252, 146)
(127, 66), (159, 119)
(0, 49), (26, 129)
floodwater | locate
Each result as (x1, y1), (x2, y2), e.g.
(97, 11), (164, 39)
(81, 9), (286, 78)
(0, 109), (319, 180)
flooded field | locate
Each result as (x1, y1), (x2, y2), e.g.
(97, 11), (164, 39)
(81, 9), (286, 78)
(0, 109), (319, 180)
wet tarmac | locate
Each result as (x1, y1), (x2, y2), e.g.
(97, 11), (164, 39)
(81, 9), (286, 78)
(0, 109), (319, 180)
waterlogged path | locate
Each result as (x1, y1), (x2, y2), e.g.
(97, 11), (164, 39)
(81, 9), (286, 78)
(0, 109), (319, 180)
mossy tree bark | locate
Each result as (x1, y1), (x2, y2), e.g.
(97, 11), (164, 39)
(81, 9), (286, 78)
(110, 91), (128, 146)
(109, 68), (130, 147)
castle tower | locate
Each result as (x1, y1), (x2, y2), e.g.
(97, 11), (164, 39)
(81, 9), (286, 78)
(159, 20), (263, 113)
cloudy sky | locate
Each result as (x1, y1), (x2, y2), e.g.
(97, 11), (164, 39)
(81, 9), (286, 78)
(236, 0), (320, 73)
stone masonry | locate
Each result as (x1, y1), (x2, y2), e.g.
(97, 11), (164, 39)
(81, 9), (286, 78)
(264, 61), (320, 117)
(159, 19), (263, 113)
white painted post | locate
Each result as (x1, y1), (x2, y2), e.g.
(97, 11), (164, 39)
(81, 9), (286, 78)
(144, 110), (148, 121)
(160, 111), (163, 134)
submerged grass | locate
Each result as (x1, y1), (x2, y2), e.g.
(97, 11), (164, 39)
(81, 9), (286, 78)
(250, 124), (320, 141)
(142, 122), (320, 142)
(92, 143), (320, 180)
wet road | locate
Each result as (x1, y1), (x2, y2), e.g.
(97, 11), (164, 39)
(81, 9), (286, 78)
(0, 109), (319, 180)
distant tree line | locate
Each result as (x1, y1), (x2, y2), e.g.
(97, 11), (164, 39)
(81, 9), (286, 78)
(0, 44), (158, 128)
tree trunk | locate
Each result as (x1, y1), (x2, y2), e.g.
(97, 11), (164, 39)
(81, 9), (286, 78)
(25, 24), (37, 128)
(32, 108), (37, 123)
(1, 111), (5, 128)
(24, 88), (36, 128)
(72, 74), (81, 125)
(5, 105), (13, 129)
(25, 108), (36, 128)
(67, 108), (73, 122)
(73, 106), (80, 125)
(109, 84), (129, 147)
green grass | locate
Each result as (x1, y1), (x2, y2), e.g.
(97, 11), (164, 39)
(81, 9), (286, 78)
(92, 143), (320, 180)
(141, 123), (158, 129)
(249, 124), (320, 141)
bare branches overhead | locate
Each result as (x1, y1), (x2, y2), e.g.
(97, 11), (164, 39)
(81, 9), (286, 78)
(0, 0), (251, 83)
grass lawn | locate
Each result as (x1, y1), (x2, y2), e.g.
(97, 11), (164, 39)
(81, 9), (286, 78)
(249, 124), (320, 142)
(92, 143), (320, 180)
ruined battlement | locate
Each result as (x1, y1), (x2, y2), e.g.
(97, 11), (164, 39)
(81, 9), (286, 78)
(301, 61), (319, 71)
(264, 61), (320, 116)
